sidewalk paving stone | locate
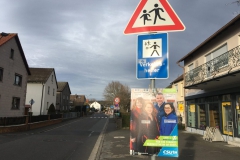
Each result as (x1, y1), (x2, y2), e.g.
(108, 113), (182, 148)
(98, 118), (240, 160)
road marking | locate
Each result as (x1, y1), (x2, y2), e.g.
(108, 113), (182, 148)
(89, 117), (108, 118)
(88, 118), (109, 160)
(88, 131), (94, 137)
(114, 136), (125, 139)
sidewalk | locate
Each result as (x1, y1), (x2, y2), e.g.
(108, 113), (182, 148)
(98, 118), (240, 160)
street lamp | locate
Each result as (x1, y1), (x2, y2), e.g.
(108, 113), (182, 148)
(87, 94), (92, 100)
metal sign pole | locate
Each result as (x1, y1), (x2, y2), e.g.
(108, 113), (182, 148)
(150, 79), (155, 89)
(150, 79), (156, 160)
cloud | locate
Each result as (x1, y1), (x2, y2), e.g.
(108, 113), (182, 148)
(1, 0), (239, 100)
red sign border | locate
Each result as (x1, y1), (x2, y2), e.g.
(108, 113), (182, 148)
(114, 97), (120, 104)
(124, 0), (185, 34)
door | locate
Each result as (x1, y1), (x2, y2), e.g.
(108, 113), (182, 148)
(236, 95), (240, 137)
(236, 110), (240, 137)
(222, 102), (233, 135)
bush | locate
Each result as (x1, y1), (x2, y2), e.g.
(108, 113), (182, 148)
(48, 103), (56, 115)
(121, 112), (130, 128)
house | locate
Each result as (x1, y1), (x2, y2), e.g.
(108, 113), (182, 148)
(177, 14), (240, 143)
(0, 33), (31, 117)
(56, 82), (71, 111)
(25, 68), (58, 115)
(167, 74), (185, 124)
(90, 101), (101, 111)
(69, 94), (86, 110)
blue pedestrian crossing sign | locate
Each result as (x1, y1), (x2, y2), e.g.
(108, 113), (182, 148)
(137, 33), (168, 79)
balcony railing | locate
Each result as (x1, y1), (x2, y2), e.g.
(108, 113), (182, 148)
(185, 45), (240, 87)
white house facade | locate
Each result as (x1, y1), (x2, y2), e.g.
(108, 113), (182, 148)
(25, 68), (58, 115)
(90, 101), (101, 111)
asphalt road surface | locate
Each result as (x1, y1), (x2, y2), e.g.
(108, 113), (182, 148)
(0, 112), (107, 160)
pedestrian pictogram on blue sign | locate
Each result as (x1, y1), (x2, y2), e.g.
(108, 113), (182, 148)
(137, 33), (168, 79)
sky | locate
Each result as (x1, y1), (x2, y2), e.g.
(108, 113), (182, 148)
(0, 0), (239, 100)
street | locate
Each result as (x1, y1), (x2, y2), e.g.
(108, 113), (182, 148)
(0, 113), (107, 160)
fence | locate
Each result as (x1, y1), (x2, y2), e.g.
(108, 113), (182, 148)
(62, 112), (80, 119)
(0, 116), (26, 126)
(0, 113), (66, 126)
(30, 115), (49, 123)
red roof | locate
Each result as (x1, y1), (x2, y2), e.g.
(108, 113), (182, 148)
(0, 33), (17, 46)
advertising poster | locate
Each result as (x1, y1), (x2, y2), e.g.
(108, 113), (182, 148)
(130, 88), (178, 157)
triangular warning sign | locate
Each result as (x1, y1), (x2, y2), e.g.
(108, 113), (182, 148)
(124, 0), (185, 34)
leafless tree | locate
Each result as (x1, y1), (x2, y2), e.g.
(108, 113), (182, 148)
(103, 81), (131, 111)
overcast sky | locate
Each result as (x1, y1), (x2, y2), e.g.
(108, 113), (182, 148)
(1, 0), (239, 100)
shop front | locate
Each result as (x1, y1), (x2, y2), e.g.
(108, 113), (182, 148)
(186, 92), (240, 142)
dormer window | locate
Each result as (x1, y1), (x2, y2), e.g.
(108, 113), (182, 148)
(10, 49), (14, 59)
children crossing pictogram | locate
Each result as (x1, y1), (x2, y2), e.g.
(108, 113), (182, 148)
(150, 42), (160, 56)
(143, 39), (162, 58)
(124, 0), (185, 34)
(149, 3), (166, 24)
(140, 10), (151, 25)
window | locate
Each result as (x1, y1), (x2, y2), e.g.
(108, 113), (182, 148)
(209, 104), (220, 128)
(12, 97), (20, 109)
(0, 68), (3, 82)
(14, 74), (22, 86)
(175, 84), (178, 92)
(197, 104), (206, 130)
(222, 94), (231, 101)
(238, 35), (240, 45)
(212, 44), (228, 59)
(180, 83), (183, 97)
(10, 49), (14, 59)
(205, 44), (228, 77)
(236, 95), (240, 136)
(188, 63), (194, 71)
(48, 86), (50, 94)
(188, 63), (194, 80)
(205, 96), (219, 102)
(186, 100), (196, 128)
(239, 35), (240, 59)
(188, 104), (196, 128)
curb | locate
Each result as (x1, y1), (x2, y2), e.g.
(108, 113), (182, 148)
(88, 118), (109, 160)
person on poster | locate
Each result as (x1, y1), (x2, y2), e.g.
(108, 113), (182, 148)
(160, 103), (178, 136)
(137, 102), (159, 154)
(130, 97), (145, 151)
(154, 93), (166, 132)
